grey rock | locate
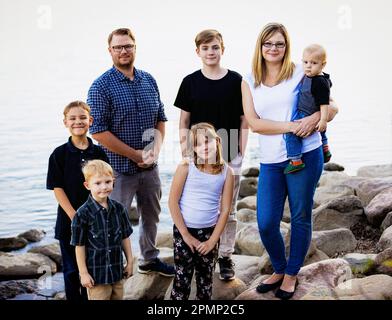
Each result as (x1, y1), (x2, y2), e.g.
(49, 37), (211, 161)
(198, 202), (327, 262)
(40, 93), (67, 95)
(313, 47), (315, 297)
(0, 252), (57, 280)
(381, 212), (392, 232)
(236, 208), (256, 223)
(357, 164), (392, 178)
(375, 247), (392, 276)
(17, 229), (46, 242)
(323, 163), (345, 171)
(0, 237), (28, 252)
(365, 187), (392, 227)
(377, 226), (392, 251)
(342, 253), (377, 275)
(350, 177), (392, 206)
(28, 243), (62, 269)
(241, 167), (259, 177)
(312, 228), (357, 257)
(236, 196), (256, 211)
(239, 178), (258, 197)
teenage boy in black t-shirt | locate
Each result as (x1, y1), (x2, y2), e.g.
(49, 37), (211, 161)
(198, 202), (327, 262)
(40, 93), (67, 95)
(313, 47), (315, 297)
(46, 101), (109, 300)
(174, 29), (248, 281)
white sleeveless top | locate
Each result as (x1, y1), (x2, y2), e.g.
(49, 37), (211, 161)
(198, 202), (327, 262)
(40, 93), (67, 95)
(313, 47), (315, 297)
(244, 64), (321, 164)
(179, 162), (228, 228)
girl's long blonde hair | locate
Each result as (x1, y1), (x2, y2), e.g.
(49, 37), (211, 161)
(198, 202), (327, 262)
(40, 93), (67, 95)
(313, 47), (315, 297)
(189, 122), (225, 174)
(252, 22), (295, 87)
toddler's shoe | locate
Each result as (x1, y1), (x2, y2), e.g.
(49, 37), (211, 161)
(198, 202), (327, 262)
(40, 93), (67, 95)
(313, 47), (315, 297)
(284, 161), (305, 174)
(323, 150), (332, 163)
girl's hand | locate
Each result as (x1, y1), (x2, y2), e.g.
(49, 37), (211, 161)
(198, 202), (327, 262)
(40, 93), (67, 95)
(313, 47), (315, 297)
(123, 263), (133, 278)
(80, 272), (95, 288)
(293, 112), (320, 137)
(196, 240), (217, 255)
(316, 119), (327, 132)
(183, 234), (201, 253)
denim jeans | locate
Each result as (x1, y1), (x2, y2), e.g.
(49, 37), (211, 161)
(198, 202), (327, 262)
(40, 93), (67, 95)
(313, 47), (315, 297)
(285, 110), (328, 160)
(256, 147), (323, 275)
(59, 240), (87, 301)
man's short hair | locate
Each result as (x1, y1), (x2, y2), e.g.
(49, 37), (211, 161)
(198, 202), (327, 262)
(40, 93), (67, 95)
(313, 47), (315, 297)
(108, 28), (135, 46)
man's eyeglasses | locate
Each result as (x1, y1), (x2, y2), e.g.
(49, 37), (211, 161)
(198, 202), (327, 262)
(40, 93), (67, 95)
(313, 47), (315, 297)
(111, 44), (135, 53)
(262, 42), (286, 49)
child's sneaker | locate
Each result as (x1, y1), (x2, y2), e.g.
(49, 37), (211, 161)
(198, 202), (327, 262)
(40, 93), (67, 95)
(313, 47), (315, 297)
(323, 150), (332, 163)
(284, 160), (305, 174)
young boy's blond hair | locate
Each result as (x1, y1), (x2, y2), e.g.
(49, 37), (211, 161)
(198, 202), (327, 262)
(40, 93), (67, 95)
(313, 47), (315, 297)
(82, 160), (113, 182)
(63, 101), (91, 119)
(195, 29), (225, 50)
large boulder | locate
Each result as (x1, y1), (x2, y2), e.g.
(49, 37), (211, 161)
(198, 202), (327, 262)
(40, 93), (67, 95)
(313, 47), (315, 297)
(236, 208), (256, 223)
(350, 177), (392, 206)
(312, 228), (357, 257)
(0, 237), (28, 252)
(156, 230), (173, 249)
(312, 195), (364, 231)
(230, 254), (263, 285)
(357, 164), (392, 178)
(313, 185), (355, 208)
(235, 224), (265, 256)
(333, 275), (392, 300)
(318, 171), (352, 187)
(381, 212), (392, 232)
(238, 259), (352, 300)
(374, 248), (392, 276)
(236, 196), (256, 211)
(17, 229), (46, 242)
(377, 225), (392, 251)
(239, 178), (258, 197)
(0, 279), (38, 300)
(127, 205), (139, 221)
(123, 248), (173, 300)
(365, 187), (392, 227)
(342, 253), (377, 276)
(0, 252), (57, 280)
(28, 243), (62, 270)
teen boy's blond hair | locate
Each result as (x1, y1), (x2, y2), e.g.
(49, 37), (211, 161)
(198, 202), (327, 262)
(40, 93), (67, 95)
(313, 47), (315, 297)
(195, 29), (225, 50)
(82, 160), (113, 182)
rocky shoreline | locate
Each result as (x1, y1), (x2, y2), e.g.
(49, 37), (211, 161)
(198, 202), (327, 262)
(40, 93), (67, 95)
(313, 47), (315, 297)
(1, 163), (392, 300)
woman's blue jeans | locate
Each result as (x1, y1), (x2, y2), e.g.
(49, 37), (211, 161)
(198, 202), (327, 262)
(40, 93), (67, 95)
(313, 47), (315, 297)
(257, 146), (323, 276)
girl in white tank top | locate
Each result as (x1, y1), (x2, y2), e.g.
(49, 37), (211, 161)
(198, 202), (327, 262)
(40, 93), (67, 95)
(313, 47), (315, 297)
(168, 122), (234, 300)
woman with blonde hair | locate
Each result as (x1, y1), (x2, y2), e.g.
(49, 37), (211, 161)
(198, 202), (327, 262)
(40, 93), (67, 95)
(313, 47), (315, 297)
(242, 23), (338, 299)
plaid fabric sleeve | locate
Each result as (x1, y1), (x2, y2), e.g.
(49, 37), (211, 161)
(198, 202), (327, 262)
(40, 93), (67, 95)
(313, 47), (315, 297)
(70, 209), (88, 246)
(87, 81), (112, 134)
(150, 77), (168, 122)
(119, 206), (133, 239)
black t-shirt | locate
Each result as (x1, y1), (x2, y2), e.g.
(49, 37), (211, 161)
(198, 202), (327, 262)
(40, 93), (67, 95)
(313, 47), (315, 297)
(174, 70), (243, 162)
(311, 73), (332, 106)
(46, 137), (109, 241)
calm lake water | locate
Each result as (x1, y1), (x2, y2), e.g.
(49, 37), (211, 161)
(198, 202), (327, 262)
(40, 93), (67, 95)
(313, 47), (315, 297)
(1, 1), (391, 256)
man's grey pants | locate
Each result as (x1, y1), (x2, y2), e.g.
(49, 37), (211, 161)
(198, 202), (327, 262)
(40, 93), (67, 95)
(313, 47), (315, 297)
(111, 167), (161, 266)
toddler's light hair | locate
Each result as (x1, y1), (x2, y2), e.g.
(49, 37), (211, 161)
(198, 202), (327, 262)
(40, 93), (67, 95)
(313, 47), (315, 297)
(304, 44), (327, 63)
(82, 160), (113, 182)
(63, 101), (91, 119)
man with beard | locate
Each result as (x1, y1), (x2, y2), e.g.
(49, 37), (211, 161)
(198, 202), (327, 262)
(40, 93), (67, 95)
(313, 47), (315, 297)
(87, 28), (174, 277)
